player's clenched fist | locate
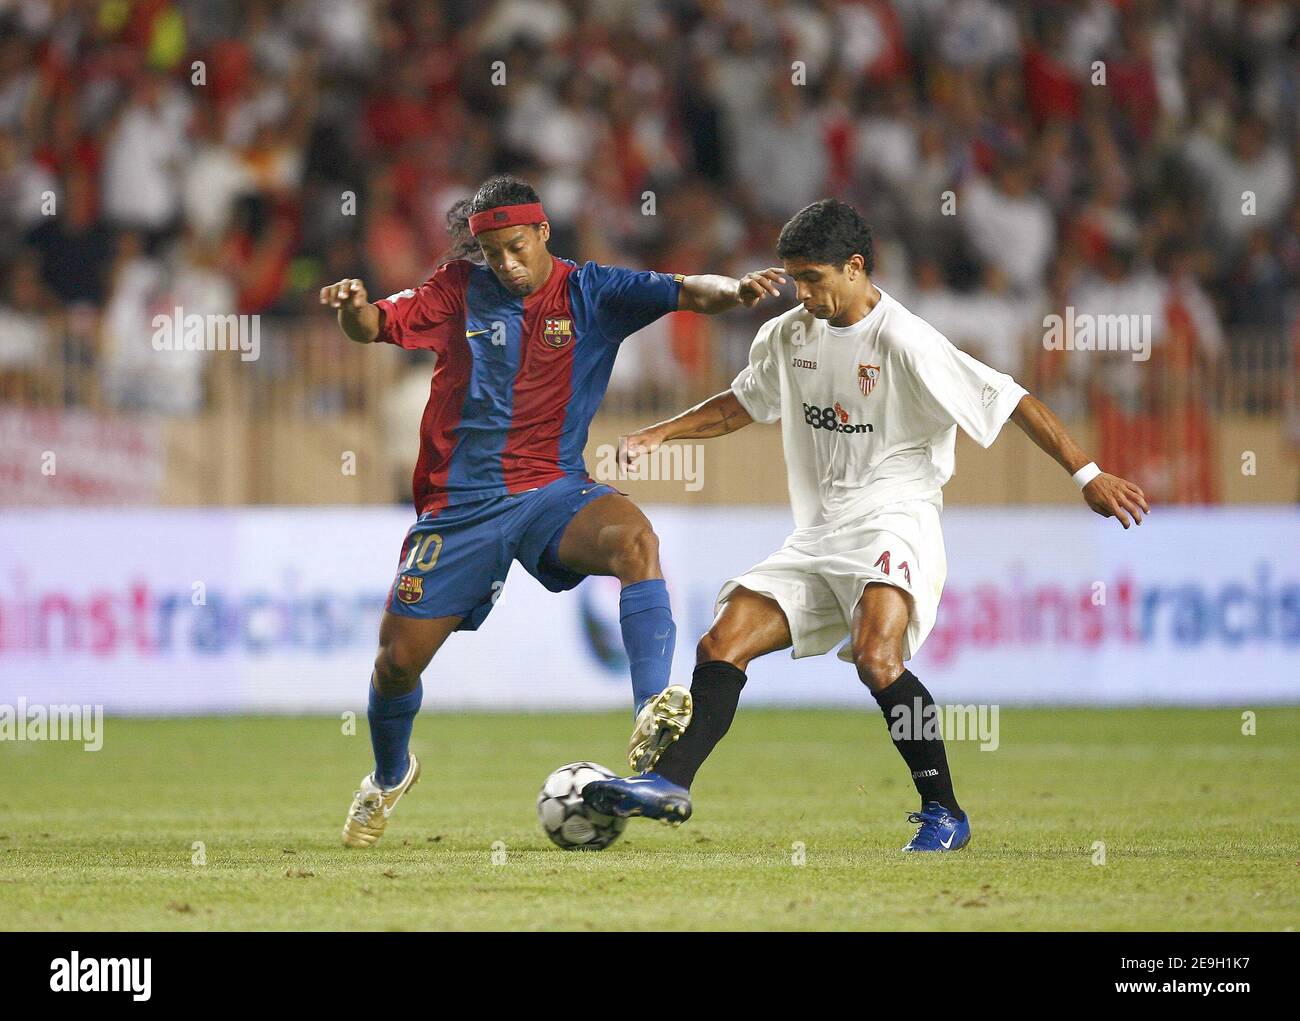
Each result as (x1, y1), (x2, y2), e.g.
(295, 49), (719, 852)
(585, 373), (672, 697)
(320, 278), (382, 342)
(619, 428), (665, 474)
(320, 278), (369, 309)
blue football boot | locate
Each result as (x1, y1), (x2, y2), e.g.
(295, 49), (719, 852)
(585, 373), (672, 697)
(901, 802), (971, 852)
(582, 771), (692, 825)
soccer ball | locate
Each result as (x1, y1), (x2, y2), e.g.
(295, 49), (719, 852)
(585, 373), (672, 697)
(537, 761), (628, 851)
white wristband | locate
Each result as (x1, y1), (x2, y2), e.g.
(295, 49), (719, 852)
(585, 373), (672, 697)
(1072, 462), (1102, 489)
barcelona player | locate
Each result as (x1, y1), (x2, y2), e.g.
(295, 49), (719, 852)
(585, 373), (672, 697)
(320, 175), (785, 847)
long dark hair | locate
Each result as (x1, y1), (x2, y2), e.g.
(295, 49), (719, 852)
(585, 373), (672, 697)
(442, 175), (542, 265)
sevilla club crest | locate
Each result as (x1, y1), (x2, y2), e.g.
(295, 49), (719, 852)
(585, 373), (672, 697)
(542, 317), (573, 349)
(858, 363), (880, 397)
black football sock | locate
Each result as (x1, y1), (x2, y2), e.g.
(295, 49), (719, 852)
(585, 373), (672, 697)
(871, 669), (962, 817)
(653, 660), (746, 789)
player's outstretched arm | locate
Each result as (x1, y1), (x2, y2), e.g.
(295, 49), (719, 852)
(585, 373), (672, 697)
(1009, 393), (1151, 529)
(319, 278), (381, 343)
(620, 390), (753, 472)
(677, 268), (787, 314)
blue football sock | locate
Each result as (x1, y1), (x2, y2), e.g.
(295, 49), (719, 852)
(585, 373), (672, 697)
(619, 579), (677, 715)
(368, 676), (423, 788)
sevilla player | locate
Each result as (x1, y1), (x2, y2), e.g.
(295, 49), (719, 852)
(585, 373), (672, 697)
(584, 200), (1149, 850)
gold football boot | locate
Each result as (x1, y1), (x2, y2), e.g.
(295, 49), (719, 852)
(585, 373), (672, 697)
(627, 684), (693, 773)
(341, 753), (421, 848)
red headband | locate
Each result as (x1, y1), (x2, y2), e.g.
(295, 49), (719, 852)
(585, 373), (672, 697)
(468, 202), (547, 236)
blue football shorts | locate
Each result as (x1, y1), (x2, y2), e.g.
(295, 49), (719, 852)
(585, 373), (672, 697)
(384, 474), (619, 630)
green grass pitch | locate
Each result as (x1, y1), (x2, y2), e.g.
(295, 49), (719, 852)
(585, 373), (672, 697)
(1, 708), (1296, 931)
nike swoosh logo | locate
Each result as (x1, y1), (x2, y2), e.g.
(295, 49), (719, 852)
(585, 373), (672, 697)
(939, 833), (955, 849)
(623, 778), (654, 784)
(466, 329), (490, 337)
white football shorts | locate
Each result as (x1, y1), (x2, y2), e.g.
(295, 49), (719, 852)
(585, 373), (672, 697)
(717, 499), (947, 662)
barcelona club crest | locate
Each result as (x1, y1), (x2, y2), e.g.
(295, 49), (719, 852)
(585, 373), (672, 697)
(395, 574), (423, 605)
(542, 317), (573, 348)
(858, 363), (880, 397)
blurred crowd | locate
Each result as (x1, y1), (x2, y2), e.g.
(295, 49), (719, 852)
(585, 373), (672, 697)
(0, 0), (1297, 434)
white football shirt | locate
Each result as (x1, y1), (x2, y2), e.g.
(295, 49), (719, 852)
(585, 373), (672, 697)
(731, 286), (1029, 533)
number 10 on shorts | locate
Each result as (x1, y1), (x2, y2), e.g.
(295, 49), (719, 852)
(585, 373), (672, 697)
(405, 533), (444, 572)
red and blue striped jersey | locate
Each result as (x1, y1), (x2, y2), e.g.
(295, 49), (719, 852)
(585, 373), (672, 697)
(375, 256), (682, 514)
